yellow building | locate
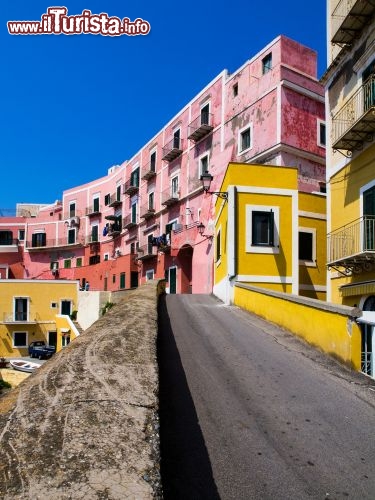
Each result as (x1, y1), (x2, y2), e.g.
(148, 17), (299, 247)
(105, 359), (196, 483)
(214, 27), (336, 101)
(0, 280), (79, 358)
(324, 2), (375, 376)
(212, 163), (326, 304)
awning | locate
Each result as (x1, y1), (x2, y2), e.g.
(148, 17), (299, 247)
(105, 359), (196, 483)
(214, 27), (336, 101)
(340, 280), (375, 297)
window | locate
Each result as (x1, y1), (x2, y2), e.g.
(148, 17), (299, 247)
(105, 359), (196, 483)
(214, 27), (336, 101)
(13, 332), (27, 348)
(104, 253), (109, 261)
(246, 205), (280, 254)
(216, 229), (221, 263)
(0, 231), (13, 245)
(64, 259), (71, 269)
(76, 257), (82, 267)
(51, 302), (58, 309)
(201, 103), (210, 125)
(252, 211), (274, 246)
(233, 83), (238, 97)
(91, 225), (99, 243)
(14, 297), (28, 321)
(317, 120), (326, 147)
(18, 230), (25, 241)
(69, 202), (76, 217)
(62, 335), (71, 347)
(150, 151), (156, 172)
(89, 255), (100, 265)
(173, 129), (180, 149)
(104, 193), (110, 206)
(298, 228), (316, 265)
(238, 125), (252, 154)
(146, 269), (154, 281)
(131, 202), (137, 224)
(116, 184), (121, 201)
(68, 228), (76, 245)
(171, 176), (179, 197)
(130, 242), (136, 254)
(149, 192), (155, 211)
(112, 274), (116, 283)
(50, 261), (59, 270)
(120, 272), (126, 289)
(93, 196), (100, 212)
(31, 232), (46, 248)
(262, 53), (272, 74)
(199, 154), (209, 177)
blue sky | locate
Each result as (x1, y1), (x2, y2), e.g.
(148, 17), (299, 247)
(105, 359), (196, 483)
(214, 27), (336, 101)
(1, 1), (327, 211)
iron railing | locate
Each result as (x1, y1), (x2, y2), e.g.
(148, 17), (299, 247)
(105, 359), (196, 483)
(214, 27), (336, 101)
(85, 205), (101, 216)
(123, 214), (137, 229)
(332, 75), (375, 146)
(140, 202), (156, 219)
(162, 137), (184, 161)
(161, 186), (180, 206)
(328, 215), (375, 263)
(361, 351), (373, 376)
(0, 238), (19, 246)
(26, 237), (85, 250)
(141, 159), (157, 180)
(188, 112), (213, 141)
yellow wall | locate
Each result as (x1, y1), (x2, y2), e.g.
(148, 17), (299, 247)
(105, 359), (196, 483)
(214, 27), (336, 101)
(234, 284), (361, 371)
(329, 143), (375, 304)
(0, 280), (78, 358)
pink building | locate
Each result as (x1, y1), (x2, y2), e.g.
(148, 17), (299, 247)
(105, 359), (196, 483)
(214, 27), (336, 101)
(0, 35), (325, 294)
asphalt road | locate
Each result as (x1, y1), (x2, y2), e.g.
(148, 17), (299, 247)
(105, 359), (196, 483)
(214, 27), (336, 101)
(158, 294), (375, 500)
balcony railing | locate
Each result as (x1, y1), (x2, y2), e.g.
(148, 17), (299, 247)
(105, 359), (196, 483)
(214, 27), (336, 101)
(140, 202), (156, 220)
(332, 75), (375, 151)
(108, 192), (122, 207)
(188, 112), (214, 142)
(161, 186), (180, 206)
(26, 237), (85, 251)
(2, 312), (38, 324)
(0, 238), (19, 250)
(328, 216), (375, 268)
(123, 214), (137, 230)
(361, 352), (373, 376)
(162, 137), (184, 162)
(85, 235), (100, 245)
(331, 0), (375, 45)
(85, 205), (101, 216)
(136, 243), (158, 260)
(141, 160), (157, 181)
(123, 178), (139, 196)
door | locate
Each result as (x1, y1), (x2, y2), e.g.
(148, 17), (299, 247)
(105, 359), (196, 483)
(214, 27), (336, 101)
(361, 323), (374, 377)
(363, 186), (375, 250)
(131, 271), (139, 288)
(61, 300), (71, 316)
(169, 267), (177, 294)
(48, 331), (57, 348)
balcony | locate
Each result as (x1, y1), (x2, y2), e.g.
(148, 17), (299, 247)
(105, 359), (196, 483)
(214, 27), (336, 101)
(140, 203), (156, 220)
(332, 75), (375, 152)
(85, 205), (101, 217)
(162, 137), (184, 162)
(161, 187), (180, 207)
(108, 192), (122, 208)
(26, 237), (84, 251)
(123, 178), (139, 196)
(2, 313), (38, 324)
(328, 216), (375, 272)
(136, 243), (158, 261)
(141, 160), (157, 181)
(0, 238), (19, 253)
(331, 0), (375, 46)
(188, 112), (214, 142)
(123, 214), (137, 230)
(85, 235), (100, 245)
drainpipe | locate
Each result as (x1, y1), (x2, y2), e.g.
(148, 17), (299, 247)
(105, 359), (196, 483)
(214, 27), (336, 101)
(227, 186), (237, 304)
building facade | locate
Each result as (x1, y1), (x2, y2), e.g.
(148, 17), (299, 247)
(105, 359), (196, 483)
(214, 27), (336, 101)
(0, 35), (325, 295)
(324, 1), (375, 376)
(213, 163), (326, 304)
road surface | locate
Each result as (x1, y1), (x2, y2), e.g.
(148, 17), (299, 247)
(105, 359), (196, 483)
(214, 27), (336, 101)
(158, 294), (375, 500)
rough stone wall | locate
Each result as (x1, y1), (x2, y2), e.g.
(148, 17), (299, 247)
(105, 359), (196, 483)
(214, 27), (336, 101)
(0, 281), (163, 500)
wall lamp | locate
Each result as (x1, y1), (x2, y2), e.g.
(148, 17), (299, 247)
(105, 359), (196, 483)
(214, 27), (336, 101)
(197, 222), (213, 240)
(200, 173), (228, 200)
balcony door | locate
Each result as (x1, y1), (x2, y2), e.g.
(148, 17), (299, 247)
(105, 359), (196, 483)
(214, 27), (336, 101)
(363, 186), (375, 251)
(363, 60), (375, 112)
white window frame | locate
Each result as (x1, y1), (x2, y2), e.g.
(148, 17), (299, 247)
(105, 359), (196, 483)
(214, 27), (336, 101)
(146, 269), (155, 281)
(171, 176), (179, 197)
(69, 201), (76, 217)
(298, 227), (317, 267)
(12, 331), (28, 348)
(104, 253), (109, 261)
(198, 152), (210, 178)
(246, 205), (280, 254)
(317, 119), (326, 148)
(238, 123), (253, 155)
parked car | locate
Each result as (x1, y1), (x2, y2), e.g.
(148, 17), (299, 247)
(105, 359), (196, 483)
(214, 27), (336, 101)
(28, 341), (56, 359)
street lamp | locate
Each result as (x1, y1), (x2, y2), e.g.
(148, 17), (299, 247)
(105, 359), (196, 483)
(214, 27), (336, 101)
(197, 222), (213, 240)
(200, 173), (228, 200)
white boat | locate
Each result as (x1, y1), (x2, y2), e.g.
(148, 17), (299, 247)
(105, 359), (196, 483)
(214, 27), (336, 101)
(9, 359), (40, 373)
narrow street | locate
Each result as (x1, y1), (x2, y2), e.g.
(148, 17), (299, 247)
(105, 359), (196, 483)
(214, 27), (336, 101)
(158, 294), (375, 500)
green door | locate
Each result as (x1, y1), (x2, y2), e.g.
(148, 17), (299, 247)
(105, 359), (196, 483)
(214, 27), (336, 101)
(169, 267), (177, 294)
(61, 300), (71, 315)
